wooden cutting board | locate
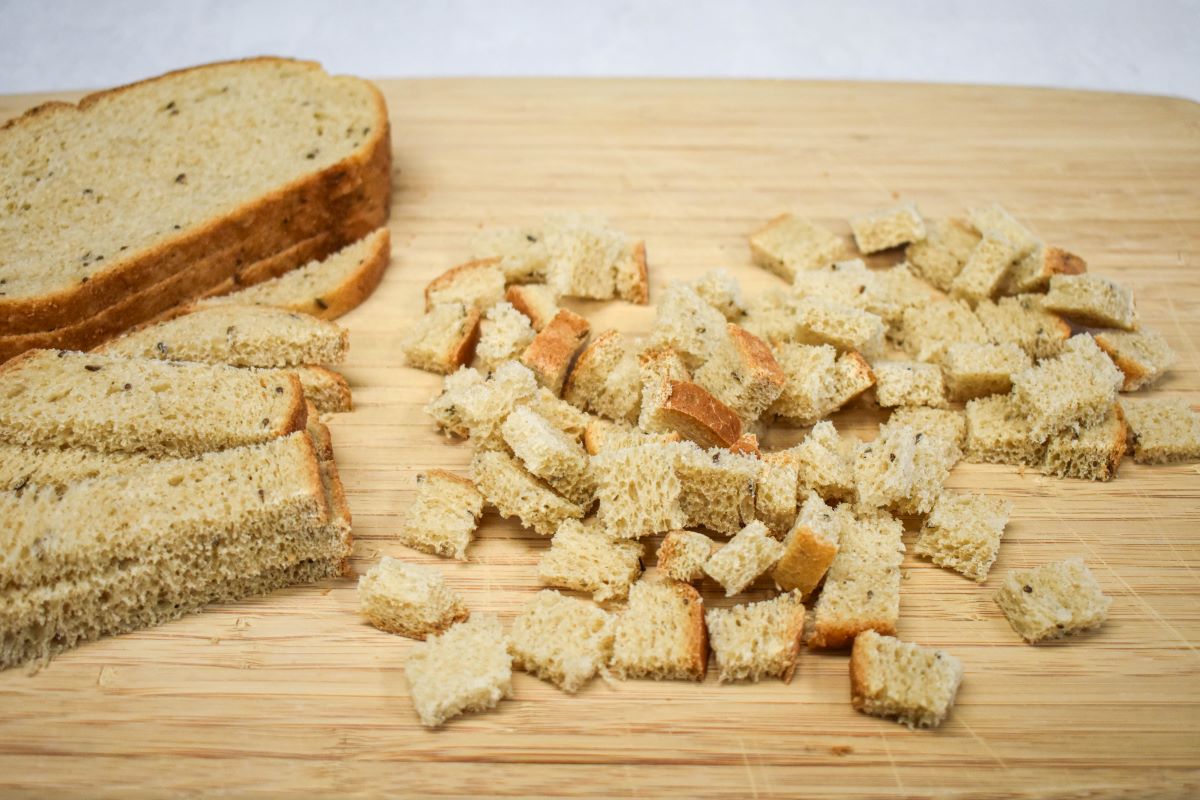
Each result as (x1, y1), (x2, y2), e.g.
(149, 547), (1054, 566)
(1, 79), (1198, 799)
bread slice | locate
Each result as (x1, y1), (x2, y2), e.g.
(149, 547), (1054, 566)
(502, 406), (594, 507)
(905, 218), (980, 291)
(693, 324), (786, 423)
(1093, 328), (1175, 391)
(475, 300), (537, 373)
(706, 591), (807, 683)
(808, 510), (905, 650)
(755, 449), (800, 536)
(896, 299), (990, 364)
(508, 590), (616, 693)
(749, 214), (847, 281)
(704, 521), (784, 596)
(651, 283), (729, 369)
(256, 366), (351, 413)
(641, 378), (743, 450)
(402, 302), (482, 375)
(537, 519), (644, 602)
(850, 630), (964, 729)
(399, 469), (485, 560)
(471, 449), (583, 536)
(592, 443), (688, 538)
(1011, 334), (1123, 443)
(0, 349), (305, 457)
(849, 202), (926, 254)
(795, 420), (860, 503)
(942, 342), (1030, 402)
(505, 284), (560, 331)
(582, 418), (681, 456)
(471, 226), (549, 284)
(1001, 245), (1087, 294)
(610, 580), (708, 681)
(964, 394), (1046, 466)
(771, 491), (843, 598)
(790, 297), (885, 357)
(975, 294), (1072, 360)
(404, 615), (512, 727)
(357, 557), (469, 639)
(914, 492), (1013, 582)
(950, 235), (1019, 304)
(993, 558), (1111, 643)
(967, 203), (1039, 258)
(425, 258), (506, 311)
(1043, 405), (1127, 481)
(871, 361), (946, 408)
(691, 268), (747, 320)
(675, 444), (759, 536)
(656, 530), (716, 583)
(519, 308), (591, 395)
(888, 406), (967, 451)
(1043, 274), (1137, 330)
(1120, 398), (1200, 464)
(563, 330), (641, 424)
(0, 59), (389, 338)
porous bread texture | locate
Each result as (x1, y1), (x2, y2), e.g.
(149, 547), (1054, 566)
(564, 330), (641, 424)
(856, 422), (958, 516)
(424, 366), (487, 438)
(520, 308), (591, 395)
(638, 345), (691, 430)
(471, 226), (549, 284)
(592, 443), (688, 538)
(808, 510), (905, 650)
(1043, 274), (1137, 331)
(259, 365), (352, 413)
(703, 521), (785, 596)
(527, 386), (594, 440)
(537, 519), (644, 603)
(789, 297), (886, 357)
(357, 557), (469, 639)
(896, 299), (990, 364)
(749, 214), (847, 281)
(871, 263), (937, 323)
(675, 443), (759, 535)
(1043, 405), (1127, 481)
(475, 301), (536, 373)
(1011, 334), (1123, 443)
(755, 449), (801, 535)
(402, 302), (481, 375)
(741, 289), (796, 344)
(1002, 245), (1087, 295)
(871, 361), (946, 408)
(905, 217), (980, 291)
(0, 349), (305, 457)
(657, 530), (716, 583)
(849, 202), (926, 254)
(0, 440), (154, 490)
(975, 294), (1072, 361)
(99, 304), (347, 368)
(914, 492), (1013, 582)
(582, 419), (681, 456)
(693, 324), (786, 424)
(967, 203), (1040, 258)
(691, 268), (747, 320)
(470, 449), (584, 536)
(505, 284), (560, 331)
(399, 469), (485, 560)
(795, 420), (860, 503)
(610, 580), (708, 681)
(964, 394), (1045, 466)
(792, 259), (903, 320)
(1120, 398), (1200, 464)
(888, 406), (967, 451)
(424, 258), (506, 311)
(0, 59), (390, 337)
(431, 360), (537, 446)
(850, 630), (964, 729)
(641, 378), (743, 450)
(404, 615), (512, 727)
(502, 406), (594, 507)
(508, 590), (615, 693)
(942, 342), (1030, 402)
(651, 283), (729, 370)
(705, 591), (807, 683)
(1094, 328), (1175, 391)
(540, 214), (648, 303)
(993, 558), (1111, 643)
(950, 235), (1019, 304)
(767, 342), (838, 425)
(771, 491), (843, 598)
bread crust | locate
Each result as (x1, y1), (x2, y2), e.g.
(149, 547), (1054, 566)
(780, 600), (807, 684)
(729, 433), (761, 456)
(848, 635), (870, 711)
(0, 57), (392, 336)
(562, 329), (618, 402)
(276, 372), (312, 440)
(424, 258), (503, 311)
(446, 307), (483, 373)
(809, 618), (895, 651)
(660, 380), (743, 449)
(620, 241), (650, 305)
(505, 285), (557, 331)
(519, 309), (591, 395)
(674, 581), (709, 681)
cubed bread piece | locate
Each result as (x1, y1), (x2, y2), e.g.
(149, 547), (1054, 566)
(850, 630), (964, 729)
(453, 360), (540, 448)
(527, 386), (594, 440)
(964, 394), (1045, 466)
(828, 351), (876, 409)
(641, 378), (743, 450)
(1120, 398), (1200, 464)
(742, 289), (796, 344)
(704, 521), (785, 596)
(399, 469), (486, 560)
(706, 592), (807, 683)
(286, 365), (353, 414)
(967, 203), (1040, 258)
(505, 283), (560, 331)
(1011, 334), (1123, 443)
(520, 309), (591, 395)
(691, 268), (747, 320)
(564, 330), (642, 424)
(768, 342), (839, 425)
(657, 530), (716, 583)
(795, 420), (860, 503)
(610, 580), (708, 681)
(675, 443), (759, 536)
(1094, 328), (1175, 392)
(358, 557), (469, 638)
(890, 422), (962, 516)
(994, 558), (1111, 643)
(849, 202), (926, 254)
(1043, 405), (1127, 481)
(749, 214), (847, 281)
(538, 519), (644, 602)
(502, 406), (594, 506)
(471, 449), (584, 536)
(896, 299), (990, 364)
(790, 297), (885, 357)
(508, 590), (616, 693)
(772, 491), (843, 598)
(637, 344), (692, 431)
(905, 217), (980, 291)
(471, 226), (549, 284)
(404, 615), (512, 727)
(888, 407), (967, 451)
(755, 449), (801, 535)
(475, 301), (537, 373)
(871, 361), (946, 408)
(402, 302), (481, 375)
(424, 366), (487, 437)
(593, 443), (688, 538)
(543, 214), (626, 300)
(425, 258), (506, 311)
(650, 283), (729, 369)
(975, 294), (1072, 360)
(855, 423), (918, 511)
(792, 259), (882, 310)
(583, 419), (681, 456)
(942, 341), (1030, 401)
(871, 263), (937, 323)
(615, 240), (650, 304)
(1001, 245), (1087, 295)
(950, 235), (1019, 304)
(1043, 274), (1137, 330)
(808, 510), (905, 649)
(693, 324), (786, 423)
(914, 492), (1012, 582)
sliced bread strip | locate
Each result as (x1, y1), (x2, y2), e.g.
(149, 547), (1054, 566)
(703, 521), (785, 596)
(705, 591), (806, 683)
(850, 630), (964, 729)
(399, 470), (485, 560)
(404, 615), (512, 727)
(1120, 398), (1200, 464)
(993, 558), (1111, 643)
(537, 519), (644, 603)
(610, 580), (708, 681)
(656, 530), (716, 583)
(262, 365), (352, 413)
(357, 557), (469, 639)
(914, 492), (1013, 582)
(509, 590), (616, 693)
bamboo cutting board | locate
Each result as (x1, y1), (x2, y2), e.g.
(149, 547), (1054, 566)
(1, 79), (1198, 799)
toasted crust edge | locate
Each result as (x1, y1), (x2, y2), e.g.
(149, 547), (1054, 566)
(660, 380), (744, 449)
(519, 309), (591, 395)
(618, 241), (650, 305)
(424, 257), (504, 311)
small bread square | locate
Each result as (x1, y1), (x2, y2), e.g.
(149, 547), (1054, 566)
(424, 366), (487, 438)
(993, 558), (1111, 643)
(693, 324), (786, 424)
(538, 519), (644, 602)
(543, 215), (626, 300)
(749, 214), (847, 281)
(691, 268), (747, 321)
(905, 217), (980, 291)
(399, 469), (486, 560)
(471, 226), (549, 284)
(506, 283), (560, 331)
(471, 449), (584, 536)
(475, 300), (536, 373)
(850, 630), (964, 729)
(520, 308), (591, 395)
(615, 240), (650, 304)
(975, 294), (1072, 360)
(849, 202), (926, 254)
(914, 492), (1013, 582)
(1001, 245), (1087, 295)
(871, 361), (946, 408)
(1011, 334), (1123, 443)
(657, 530), (716, 583)
(1042, 405), (1127, 481)
(676, 444), (759, 535)
(1121, 398), (1200, 464)
(642, 379), (743, 450)
(564, 329), (641, 424)
(508, 590), (615, 693)
(583, 418), (681, 456)
(705, 592), (807, 683)
(768, 342), (839, 425)
(592, 442), (688, 537)
(791, 297), (886, 357)
(502, 406), (594, 506)
(795, 420), (860, 503)
(1043, 274), (1137, 331)
(855, 419), (959, 516)
(404, 615), (512, 727)
(650, 284), (729, 369)
(951, 235), (1019, 304)
(755, 449), (801, 536)
(771, 491), (843, 598)
(358, 557), (469, 639)
(704, 521), (785, 596)
(610, 580), (708, 681)
(967, 203), (1040, 258)
(964, 394), (1045, 466)
(1094, 328), (1176, 391)
(896, 299), (990, 364)
(402, 302), (482, 375)
(942, 342), (1030, 401)
(888, 406), (967, 451)
(424, 258), (506, 311)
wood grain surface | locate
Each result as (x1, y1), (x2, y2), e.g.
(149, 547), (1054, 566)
(1, 79), (1198, 799)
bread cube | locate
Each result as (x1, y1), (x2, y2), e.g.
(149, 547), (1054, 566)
(790, 297), (885, 357)
(795, 420), (860, 502)
(749, 214), (847, 281)
(676, 444), (758, 536)
(564, 330), (641, 424)
(471, 226), (549, 284)
(896, 299), (990, 364)
(975, 294), (1071, 360)
(967, 203), (1039, 258)
(871, 361), (946, 408)
(358, 557), (469, 638)
(656, 530), (716, 583)
(1094, 327), (1175, 391)
(755, 449), (801, 535)
(592, 443), (688, 538)
(1121, 398), (1200, 464)
(402, 301), (481, 375)
(1011, 334), (1123, 443)
(502, 406), (594, 506)
(509, 590), (616, 693)
(404, 615), (512, 727)
(399, 469), (485, 560)
(914, 492), (1012, 582)
(704, 521), (785, 596)
(942, 341), (1030, 401)
(850, 630), (964, 729)
(1043, 405), (1127, 481)
(964, 394), (1046, 466)
(425, 258), (506, 311)
(768, 342), (839, 425)
(538, 520), (643, 603)
(475, 300), (536, 373)
(543, 214), (626, 300)
(506, 283), (560, 331)
(951, 235), (1019, 304)
(610, 580), (708, 681)
(471, 449), (584, 536)
(691, 268), (747, 320)
(520, 308), (591, 395)
(706, 592), (806, 683)
(650, 283), (729, 369)
(693, 324), (786, 423)
(905, 217), (980, 291)
(771, 491), (843, 598)
(849, 202), (926, 254)
(1043, 274), (1137, 331)
(888, 406), (967, 451)
(1001, 245), (1086, 295)
(994, 558), (1111, 643)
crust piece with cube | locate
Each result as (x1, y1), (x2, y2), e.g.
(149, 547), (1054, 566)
(705, 592), (807, 683)
(693, 324), (786, 423)
(771, 491), (844, 598)
(358, 557), (470, 639)
(502, 406), (595, 507)
(506, 283), (560, 331)
(1042, 274), (1138, 331)
(402, 302), (481, 375)
(1002, 245), (1087, 295)
(425, 258), (506, 311)
(564, 330), (642, 424)
(850, 630), (964, 729)
(1094, 328), (1176, 391)
(1043, 406), (1128, 481)
(993, 559), (1111, 643)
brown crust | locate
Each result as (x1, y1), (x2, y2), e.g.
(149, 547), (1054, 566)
(780, 599), (808, 684)
(1094, 333), (1146, 392)
(1102, 405), (1129, 480)
(424, 258), (503, 311)
(444, 307), (482, 374)
(306, 415), (335, 461)
(728, 323), (786, 386)
(283, 226), (391, 321)
(0, 58), (392, 336)
(728, 433), (761, 456)
(298, 365), (353, 413)
(619, 241), (650, 305)
(563, 329), (620, 404)
(772, 527), (839, 598)
(660, 380), (743, 449)
(276, 372), (311, 439)
(848, 635), (870, 711)
(505, 284), (558, 331)
(1043, 246), (1087, 280)
(519, 309), (591, 395)
(673, 581), (709, 681)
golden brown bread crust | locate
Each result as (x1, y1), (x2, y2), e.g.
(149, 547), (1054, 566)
(1044, 247), (1087, 280)
(562, 329), (617, 402)
(659, 380), (743, 449)
(0, 57), (392, 336)
(729, 323), (786, 387)
(848, 635), (870, 710)
(728, 433), (761, 456)
(505, 284), (557, 331)
(676, 581), (709, 681)
(423, 258), (503, 311)
(446, 307), (483, 373)
(621, 241), (650, 305)
(519, 309), (591, 395)
(306, 414), (335, 461)
(1093, 335), (1150, 392)
(780, 601), (808, 684)
(317, 453), (355, 578)
(771, 527), (839, 599)
(277, 372), (311, 440)
(301, 365), (353, 413)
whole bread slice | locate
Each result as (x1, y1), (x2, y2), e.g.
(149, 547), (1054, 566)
(0, 58), (391, 337)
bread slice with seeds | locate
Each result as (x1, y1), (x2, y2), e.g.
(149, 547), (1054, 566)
(1093, 328), (1175, 391)
(1042, 274), (1137, 330)
(993, 558), (1111, 643)
(424, 258), (506, 311)
(470, 449), (584, 536)
(505, 284), (560, 331)
(1001, 245), (1087, 295)
(475, 300), (536, 373)
(905, 218), (980, 291)
(404, 615), (512, 727)
(771, 491), (844, 598)
(850, 630), (964, 729)
(563, 330), (642, 424)
(704, 520), (784, 596)
(749, 214), (847, 281)
(502, 406), (594, 507)
(849, 202), (926, 254)
(357, 557), (469, 639)
(691, 268), (747, 320)
(1011, 334), (1123, 443)
(871, 361), (946, 408)
(610, 580), (708, 681)
(265, 365), (351, 413)
(942, 341), (1030, 402)
(914, 492), (1012, 582)
(537, 519), (644, 602)
(706, 591), (806, 683)
(519, 308), (591, 395)
(509, 590), (616, 693)
(657, 530), (716, 583)
(964, 394), (1045, 466)
(398, 469), (485, 560)
(402, 302), (481, 375)
(1043, 405), (1127, 481)
(592, 443), (688, 538)
(693, 323), (786, 424)
(1120, 398), (1200, 464)
(967, 203), (1039, 258)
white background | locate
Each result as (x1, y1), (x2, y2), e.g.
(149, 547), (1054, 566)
(0, 0), (1197, 99)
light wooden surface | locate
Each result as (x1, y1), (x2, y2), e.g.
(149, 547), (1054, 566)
(1, 79), (1199, 799)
